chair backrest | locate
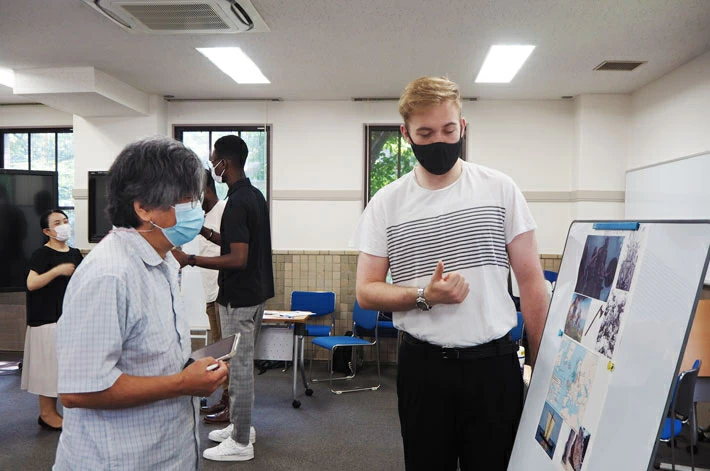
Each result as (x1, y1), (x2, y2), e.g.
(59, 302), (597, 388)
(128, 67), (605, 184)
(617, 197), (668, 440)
(290, 291), (335, 317)
(670, 360), (701, 420)
(510, 311), (525, 343)
(353, 300), (379, 332)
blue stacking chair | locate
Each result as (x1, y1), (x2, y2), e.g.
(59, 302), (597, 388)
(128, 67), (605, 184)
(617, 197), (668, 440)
(290, 290), (336, 337)
(543, 270), (558, 285)
(657, 360), (702, 471)
(355, 311), (398, 339)
(378, 313), (399, 337)
(355, 310), (400, 363)
(310, 301), (381, 394)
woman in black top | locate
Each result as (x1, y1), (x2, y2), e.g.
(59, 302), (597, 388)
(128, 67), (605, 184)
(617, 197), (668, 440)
(21, 209), (83, 431)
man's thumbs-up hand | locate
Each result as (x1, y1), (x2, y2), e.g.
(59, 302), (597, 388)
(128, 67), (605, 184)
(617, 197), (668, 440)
(423, 260), (470, 307)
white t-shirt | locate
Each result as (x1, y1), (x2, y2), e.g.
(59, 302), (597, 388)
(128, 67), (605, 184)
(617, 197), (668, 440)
(198, 200), (226, 303)
(351, 161), (536, 347)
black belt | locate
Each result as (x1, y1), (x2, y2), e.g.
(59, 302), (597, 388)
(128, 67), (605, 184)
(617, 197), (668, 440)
(402, 332), (518, 361)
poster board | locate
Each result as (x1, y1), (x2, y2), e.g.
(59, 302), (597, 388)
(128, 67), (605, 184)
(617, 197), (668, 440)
(509, 220), (710, 471)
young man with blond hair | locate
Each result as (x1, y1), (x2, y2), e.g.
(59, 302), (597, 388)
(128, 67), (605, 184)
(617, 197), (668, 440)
(352, 76), (549, 470)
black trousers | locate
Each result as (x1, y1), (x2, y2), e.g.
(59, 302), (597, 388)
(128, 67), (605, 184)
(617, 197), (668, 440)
(397, 337), (524, 471)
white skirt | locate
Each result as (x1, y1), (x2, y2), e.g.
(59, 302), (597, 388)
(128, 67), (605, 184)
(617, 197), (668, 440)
(20, 323), (58, 397)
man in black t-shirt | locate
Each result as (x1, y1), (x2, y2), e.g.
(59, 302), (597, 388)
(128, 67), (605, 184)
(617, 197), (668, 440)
(173, 135), (273, 462)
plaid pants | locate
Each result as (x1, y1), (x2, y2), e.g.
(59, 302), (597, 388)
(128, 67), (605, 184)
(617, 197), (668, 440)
(219, 302), (264, 445)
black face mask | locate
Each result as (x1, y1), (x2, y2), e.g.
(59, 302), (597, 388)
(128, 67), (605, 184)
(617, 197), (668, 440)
(408, 133), (463, 175)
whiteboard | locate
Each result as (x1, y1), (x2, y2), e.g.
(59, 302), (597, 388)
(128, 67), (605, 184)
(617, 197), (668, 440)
(509, 221), (710, 471)
(625, 151), (710, 284)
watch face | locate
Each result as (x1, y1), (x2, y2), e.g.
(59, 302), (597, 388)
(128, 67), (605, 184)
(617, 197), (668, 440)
(416, 299), (430, 311)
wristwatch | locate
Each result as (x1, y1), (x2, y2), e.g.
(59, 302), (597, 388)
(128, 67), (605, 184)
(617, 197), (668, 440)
(415, 288), (431, 311)
(188, 254), (196, 267)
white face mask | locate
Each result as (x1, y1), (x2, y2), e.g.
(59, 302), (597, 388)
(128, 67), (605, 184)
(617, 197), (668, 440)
(210, 160), (225, 184)
(53, 223), (72, 242)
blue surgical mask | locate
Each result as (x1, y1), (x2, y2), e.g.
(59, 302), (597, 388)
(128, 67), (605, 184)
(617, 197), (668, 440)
(152, 202), (205, 247)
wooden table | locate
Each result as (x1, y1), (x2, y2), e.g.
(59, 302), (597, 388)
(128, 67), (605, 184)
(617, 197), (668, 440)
(262, 311), (312, 408)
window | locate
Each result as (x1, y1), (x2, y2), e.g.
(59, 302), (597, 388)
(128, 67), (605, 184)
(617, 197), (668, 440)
(1, 128), (75, 244)
(365, 125), (467, 203)
(174, 126), (271, 203)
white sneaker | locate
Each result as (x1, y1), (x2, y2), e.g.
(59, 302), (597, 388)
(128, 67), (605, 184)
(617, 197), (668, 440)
(203, 437), (254, 462)
(208, 424), (256, 444)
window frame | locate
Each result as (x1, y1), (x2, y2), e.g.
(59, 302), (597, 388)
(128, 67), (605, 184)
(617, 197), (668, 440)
(173, 125), (272, 208)
(363, 124), (468, 206)
(0, 126), (74, 217)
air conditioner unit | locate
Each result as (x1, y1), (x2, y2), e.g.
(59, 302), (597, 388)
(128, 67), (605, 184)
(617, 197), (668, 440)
(81, 0), (269, 34)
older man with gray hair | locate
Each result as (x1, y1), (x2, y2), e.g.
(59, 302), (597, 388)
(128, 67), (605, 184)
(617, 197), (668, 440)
(54, 137), (229, 471)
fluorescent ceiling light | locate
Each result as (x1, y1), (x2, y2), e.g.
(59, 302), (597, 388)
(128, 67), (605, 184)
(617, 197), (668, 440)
(196, 47), (270, 84)
(475, 45), (535, 83)
(0, 67), (15, 88)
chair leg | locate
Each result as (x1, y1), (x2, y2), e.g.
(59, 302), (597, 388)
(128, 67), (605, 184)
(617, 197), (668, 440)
(311, 346), (357, 384)
(318, 344), (381, 394)
(375, 341), (381, 388)
(328, 348), (335, 393)
(690, 406), (697, 471)
(671, 431), (676, 471)
(350, 346), (357, 377)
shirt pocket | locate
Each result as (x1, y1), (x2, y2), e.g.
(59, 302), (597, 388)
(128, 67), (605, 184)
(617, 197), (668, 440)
(122, 300), (180, 376)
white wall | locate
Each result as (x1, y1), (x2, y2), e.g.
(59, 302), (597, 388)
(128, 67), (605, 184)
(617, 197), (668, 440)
(72, 95), (168, 247)
(575, 94), (630, 191)
(630, 50), (710, 170)
(466, 100), (576, 191)
(168, 99), (587, 252)
(0, 104), (72, 128)
(3, 94), (639, 254)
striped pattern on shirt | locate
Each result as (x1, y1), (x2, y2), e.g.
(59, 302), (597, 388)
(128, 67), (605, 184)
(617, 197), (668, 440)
(387, 206), (509, 284)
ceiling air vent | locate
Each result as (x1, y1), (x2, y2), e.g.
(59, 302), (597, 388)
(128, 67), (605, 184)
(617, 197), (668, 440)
(82, 0), (269, 33)
(594, 60), (646, 71)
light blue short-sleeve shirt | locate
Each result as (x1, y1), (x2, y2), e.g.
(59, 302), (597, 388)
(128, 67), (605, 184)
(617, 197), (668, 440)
(55, 230), (199, 471)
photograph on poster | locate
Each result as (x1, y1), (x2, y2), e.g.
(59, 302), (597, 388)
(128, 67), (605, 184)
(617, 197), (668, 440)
(535, 402), (563, 459)
(561, 426), (591, 471)
(594, 290), (628, 359)
(547, 337), (598, 429)
(574, 235), (624, 302)
(564, 294), (592, 342)
(616, 231), (643, 292)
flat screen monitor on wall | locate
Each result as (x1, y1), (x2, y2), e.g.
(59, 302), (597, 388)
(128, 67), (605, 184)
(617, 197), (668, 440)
(88, 171), (112, 243)
(0, 169), (58, 292)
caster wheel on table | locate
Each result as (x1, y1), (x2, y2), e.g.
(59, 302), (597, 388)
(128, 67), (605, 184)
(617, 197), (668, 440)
(292, 400), (301, 408)
(305, 388), (313, 396)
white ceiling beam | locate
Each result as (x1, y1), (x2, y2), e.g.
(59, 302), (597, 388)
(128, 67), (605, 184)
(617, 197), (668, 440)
(13, 66), (149, 117)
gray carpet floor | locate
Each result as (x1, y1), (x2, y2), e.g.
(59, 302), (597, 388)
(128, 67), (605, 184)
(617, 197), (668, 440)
(3, 350), (710, 471)
(0, 352), (403, 471)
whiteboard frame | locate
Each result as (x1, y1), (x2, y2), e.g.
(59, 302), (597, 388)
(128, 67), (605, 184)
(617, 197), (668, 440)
(510, 219), (710, 471)
(625, 151), (710, 285)
(625, 150), (710, 175)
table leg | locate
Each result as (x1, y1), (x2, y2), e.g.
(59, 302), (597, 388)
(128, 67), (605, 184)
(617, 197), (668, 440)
(300, 334), (310, 392)
(292, 331), (300, 408)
